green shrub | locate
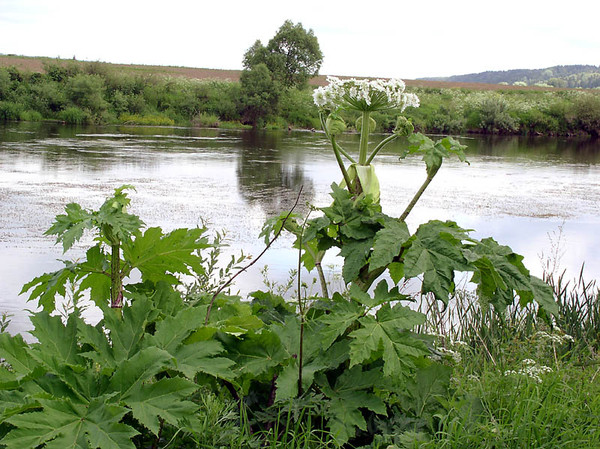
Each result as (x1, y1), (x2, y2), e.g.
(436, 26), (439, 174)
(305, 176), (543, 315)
(0, 101), (24, 120)
(572, 94), (600, 137)
(118, 113), (175, 126)
(279, 87), (319, 128)
(19, 110), (43, 121)
(0, 68), (12, 101)
(65, 73), (108, 115)
(59, 106), (90, 124)
(192, 112), (220, 128)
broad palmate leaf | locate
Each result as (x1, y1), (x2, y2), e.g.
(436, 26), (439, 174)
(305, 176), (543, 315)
(349, 303), (428, 377)
(4, 397), (137, 449)
(403, 220), (471, 303)
(316, 366), (386, 445)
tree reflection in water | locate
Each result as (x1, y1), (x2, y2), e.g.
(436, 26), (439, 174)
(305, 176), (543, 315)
(236, 130), (315, 216)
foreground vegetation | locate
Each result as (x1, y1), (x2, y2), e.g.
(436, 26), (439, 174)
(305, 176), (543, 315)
(1, 76), (598, 449)
(1, 59), (600, 136)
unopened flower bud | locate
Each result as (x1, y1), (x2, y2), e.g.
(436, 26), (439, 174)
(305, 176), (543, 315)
(394, 116), (414, 136)
(325, 115), (347, 137)
(355, 116), (376, 133)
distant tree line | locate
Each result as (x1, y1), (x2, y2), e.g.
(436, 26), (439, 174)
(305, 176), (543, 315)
(425, 65), (600, 89)
(1, 60), (600, 137)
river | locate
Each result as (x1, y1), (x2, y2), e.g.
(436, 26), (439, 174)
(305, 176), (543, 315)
(1, 122), (599, 334)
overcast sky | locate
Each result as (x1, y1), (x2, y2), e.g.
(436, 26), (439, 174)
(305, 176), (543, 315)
(1, 0), (598, 79)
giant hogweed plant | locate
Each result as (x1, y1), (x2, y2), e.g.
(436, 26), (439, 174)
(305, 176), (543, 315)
(269, 76), (557, 317)
(0, 187), (240, 448)
(0, 80), (561, 448)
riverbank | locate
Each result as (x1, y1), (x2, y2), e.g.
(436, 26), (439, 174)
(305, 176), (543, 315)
(1, 57), (599, 137)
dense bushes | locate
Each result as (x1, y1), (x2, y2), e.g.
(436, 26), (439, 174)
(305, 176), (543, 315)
(1, 62), (600, 136)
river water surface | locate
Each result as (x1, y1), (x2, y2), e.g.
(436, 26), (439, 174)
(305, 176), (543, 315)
(1, 122), (599, 334)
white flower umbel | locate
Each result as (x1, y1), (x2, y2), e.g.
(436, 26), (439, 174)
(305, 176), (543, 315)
(313, 76), (420, 112)
(504, 359), (553, 384)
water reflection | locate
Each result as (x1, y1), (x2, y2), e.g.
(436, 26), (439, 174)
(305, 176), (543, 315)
(236, 130), (315, 216)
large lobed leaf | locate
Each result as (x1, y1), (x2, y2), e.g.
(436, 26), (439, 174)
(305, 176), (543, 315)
(349, 303), (428, 377)
(122, 227), (212, 284)
(403, 220), (471, 303)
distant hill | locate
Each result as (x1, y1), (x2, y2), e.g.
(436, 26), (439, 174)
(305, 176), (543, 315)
(423, 65), (600, 88)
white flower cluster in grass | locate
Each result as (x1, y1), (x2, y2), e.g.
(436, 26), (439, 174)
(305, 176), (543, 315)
(504, 359), (553, 383)
(313, 76), (420, 112)
(434, 346), (462, 363)
(534, 330), (575, 345)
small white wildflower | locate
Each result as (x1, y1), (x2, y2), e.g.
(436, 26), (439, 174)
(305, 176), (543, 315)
(467, 374), (480, 382)
(451, 340), (469, 348)
(436, 347), (462, 363)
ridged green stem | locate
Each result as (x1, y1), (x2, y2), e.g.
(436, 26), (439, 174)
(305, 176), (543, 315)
(110, 242), (123, 309)
(358, 111), (371, 165)
(400, 166), (440, 221)
(331, 136), (355, 194)
(366, 134), (398, 165)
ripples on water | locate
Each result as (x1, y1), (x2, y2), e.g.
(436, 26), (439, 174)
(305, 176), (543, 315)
(1, 122), (599, 334)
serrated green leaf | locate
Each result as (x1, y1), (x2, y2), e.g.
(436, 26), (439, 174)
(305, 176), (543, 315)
(150, 306), (206, 353)
(232, 330), (287, 378)
(124, 377), (198, 436)
(20, 263), (77, 312)
(84, 398), (138, 449)
(340, 238), (373, 283)
(45, 203), (95, 253)
(317, 366), (386, 445)
(316, 296), (363, 349)
(122, 227), (211, 284)
(465, 237), (533, 312)
(103, 297), (152, 363)
(370, 218), (410, 271)
(402, 362), (452, 420)
(349, 303), (427, 377)
(29, 312), (80, 367)
(0, 332), (39, 377)
(403, 220), (471, 303)
(349, 280), (407, 309)
(518, 275), (558, 315)
(109, 347), (172, 400)
(4, 397), (137, 449)
(275, 360), (299, 402)
(388, 261), (405, 284)
(170, 341), (235, 380)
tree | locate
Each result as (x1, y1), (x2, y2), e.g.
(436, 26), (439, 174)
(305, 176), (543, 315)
(239, 63), (281, 127)
(243, 20), (323, 89)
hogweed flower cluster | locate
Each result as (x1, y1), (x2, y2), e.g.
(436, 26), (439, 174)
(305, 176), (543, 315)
(504, 359), (553, 384)
(313, 76), (420, 112)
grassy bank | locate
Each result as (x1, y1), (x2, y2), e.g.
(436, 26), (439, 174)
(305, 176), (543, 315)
(1, 56), (599, 136)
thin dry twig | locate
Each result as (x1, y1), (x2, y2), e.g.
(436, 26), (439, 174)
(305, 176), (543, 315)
(204, 187), (304, 325)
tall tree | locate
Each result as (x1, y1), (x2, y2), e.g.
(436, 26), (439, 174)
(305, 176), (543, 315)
(243, 20), (323, 89)
(239, 63), (281, 127)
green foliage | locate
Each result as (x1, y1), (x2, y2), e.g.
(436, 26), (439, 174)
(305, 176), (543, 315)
(243, 20), (323, 89)
(118, 113), (175, 126)
(0, 295), (234, 448)
(21, 186), (211, 311)
(239, 63), (282, 126)
(65, 73), (108, 116)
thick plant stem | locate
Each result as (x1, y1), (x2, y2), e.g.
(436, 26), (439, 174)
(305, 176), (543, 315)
(333, 140), (356, 164)
(366, 134), (398, 165)
(358, 111), (371, 165)
(400, 170), (438, 221)
(315, 260), (329, 299)
(110, 242), (123, 309)
(331, 136), (354, 194)
(303, 245), (328, 298)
